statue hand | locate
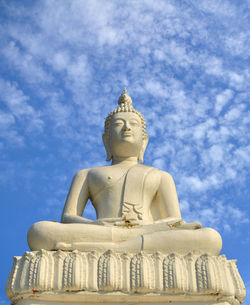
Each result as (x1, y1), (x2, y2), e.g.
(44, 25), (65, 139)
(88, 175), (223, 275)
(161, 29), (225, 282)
(92, 217), (140, 226)
(114, 219), (139, 227)
(91, 219), (107, 226)
(154, 217), (182, 226)
(91, 218), (122, 226)
(154, 218), (202, 230)
(114, 218), (151, 227)
(175, 221), (202, 230)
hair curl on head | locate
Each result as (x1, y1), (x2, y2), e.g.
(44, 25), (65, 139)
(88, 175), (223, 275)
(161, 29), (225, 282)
(104, 89), (146, 136)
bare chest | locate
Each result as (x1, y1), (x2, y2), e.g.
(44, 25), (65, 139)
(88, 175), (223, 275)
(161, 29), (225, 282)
(87, 166), (160, 220)
(88, 167), (130, 199)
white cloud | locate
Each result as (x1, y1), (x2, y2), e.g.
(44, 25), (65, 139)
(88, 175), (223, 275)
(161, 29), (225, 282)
(0, 296), (9, 305)
(215, 89), (233, 115)
(224, 107), (241, 121)
(228, 72), (245, 89)
(0, 0), (249, 236)
(204, 57), (224, 77)
(52, 51), (71, 72)
(181, 199), (248, 231)
(152, 158), (165, 170)
(46, 98), (73, 127)
(0, 4), (249, 304)
(0, 111), (15, 127)
(208, 144), (224, 163)
(0, 78), (43, 132)
(2, 41), (51, 84)
(234, 146), (250, 165)
(195, 0), (237, 17)
(145, 80), (168, 98)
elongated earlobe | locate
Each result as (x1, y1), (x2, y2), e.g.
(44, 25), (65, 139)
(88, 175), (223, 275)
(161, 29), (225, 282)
(138, 134), (149, 163)
(102, 133), (112, 161)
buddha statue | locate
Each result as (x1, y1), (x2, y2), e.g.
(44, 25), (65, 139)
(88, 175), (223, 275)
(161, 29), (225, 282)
(28, 90), (222, 255)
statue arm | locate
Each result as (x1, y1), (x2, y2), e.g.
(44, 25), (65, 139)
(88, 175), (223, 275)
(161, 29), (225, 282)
(155, 171), (202, 229)
(154, 171), (182, 224)
(61, 169), (93, 224)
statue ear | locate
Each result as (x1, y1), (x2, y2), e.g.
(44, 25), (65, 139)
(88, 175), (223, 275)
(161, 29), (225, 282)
(138, 134), (149, 163)
(102, 133), (112, 162)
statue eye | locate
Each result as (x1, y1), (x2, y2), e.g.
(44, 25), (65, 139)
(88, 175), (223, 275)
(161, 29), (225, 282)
(130, 120), (139, 126)
(113, 120), (123, 126)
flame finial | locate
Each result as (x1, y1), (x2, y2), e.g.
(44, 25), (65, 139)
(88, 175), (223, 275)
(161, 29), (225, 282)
(118, 88), (132, 106)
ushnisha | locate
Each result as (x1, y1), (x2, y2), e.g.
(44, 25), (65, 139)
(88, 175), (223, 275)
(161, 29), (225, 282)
(28, 90), (222, 255)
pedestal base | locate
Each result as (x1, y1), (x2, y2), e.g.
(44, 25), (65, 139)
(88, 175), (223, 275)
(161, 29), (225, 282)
(15, 294), (234, 305)
(6, 250), (245, 305)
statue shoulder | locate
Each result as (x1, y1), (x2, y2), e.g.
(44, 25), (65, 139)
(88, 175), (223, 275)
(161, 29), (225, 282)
(137, 164), (163, 184)
(73, 168), (91, 182)
(87, 165), (110, 175)
(73, 167), (110, 188)
(139, 164), (169, 176)
(75, 168), (90, 176)
(138, 164), (158, 171)
(157, 169), (176, 186)
(75, 165), (109, 175)
(140, 165), (175, 185)
(82, 166), (112, 183)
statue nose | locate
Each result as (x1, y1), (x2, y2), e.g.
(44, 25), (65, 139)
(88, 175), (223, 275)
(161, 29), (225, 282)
(123, 126), (131, 131)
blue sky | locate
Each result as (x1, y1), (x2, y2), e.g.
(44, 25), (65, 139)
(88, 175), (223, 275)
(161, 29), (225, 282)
(0, 0), (249, 304)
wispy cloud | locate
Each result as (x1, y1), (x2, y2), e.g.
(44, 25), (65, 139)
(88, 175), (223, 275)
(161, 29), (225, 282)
(0, 0), (249, 227)
(0, 1), (249, 300)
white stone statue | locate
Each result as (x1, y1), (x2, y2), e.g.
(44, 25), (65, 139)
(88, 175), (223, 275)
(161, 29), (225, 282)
(7, 90), (246, 305)
(27, 90), (222, 255)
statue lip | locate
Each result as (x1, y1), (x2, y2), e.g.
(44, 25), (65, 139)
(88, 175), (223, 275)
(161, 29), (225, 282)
(122, 132), (133, 137)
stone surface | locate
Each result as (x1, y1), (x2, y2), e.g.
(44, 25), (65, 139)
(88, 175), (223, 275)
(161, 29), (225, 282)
(27, 90), (222, 256)
(6, 90), (246, 305)
(6, 250), (246, 305)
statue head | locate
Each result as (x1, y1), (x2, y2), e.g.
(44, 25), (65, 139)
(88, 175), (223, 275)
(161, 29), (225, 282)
(103, 89), (149, 162)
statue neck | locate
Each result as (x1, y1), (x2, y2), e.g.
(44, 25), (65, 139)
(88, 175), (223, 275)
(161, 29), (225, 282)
(111, 156), (138, 166)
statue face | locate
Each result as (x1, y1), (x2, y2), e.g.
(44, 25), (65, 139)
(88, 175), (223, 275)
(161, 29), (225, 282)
(103, 111), (149, 162)
(111, 112), (143, 143)
(108, 112), (144, 159)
